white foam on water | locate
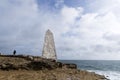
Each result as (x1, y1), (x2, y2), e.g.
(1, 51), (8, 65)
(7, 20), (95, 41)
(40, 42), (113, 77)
(88, 70), (120, 80)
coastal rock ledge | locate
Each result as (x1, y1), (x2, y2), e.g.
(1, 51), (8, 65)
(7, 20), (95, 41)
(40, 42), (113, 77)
(0, 55), (108, 80)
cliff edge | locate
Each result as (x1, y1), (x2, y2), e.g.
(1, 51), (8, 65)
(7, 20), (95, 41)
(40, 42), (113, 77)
(0, 55), (108, 80)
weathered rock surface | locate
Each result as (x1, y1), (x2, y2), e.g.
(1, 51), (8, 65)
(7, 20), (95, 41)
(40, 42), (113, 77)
(63, 63), (77, 69)
(0, 55), (76, 70)
(0, 55), (108, 80)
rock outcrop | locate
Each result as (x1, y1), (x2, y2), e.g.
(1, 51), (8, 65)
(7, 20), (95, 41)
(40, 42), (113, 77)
(0, 55), (108, 80)
(63, 63), (77, 69)
(0, 55), (77, 70)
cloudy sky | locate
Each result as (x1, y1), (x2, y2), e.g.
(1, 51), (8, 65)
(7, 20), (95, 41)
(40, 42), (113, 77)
(1, 0), (120, 60)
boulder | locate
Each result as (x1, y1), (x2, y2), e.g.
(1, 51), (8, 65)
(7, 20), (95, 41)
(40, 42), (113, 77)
(63, 63), (77, 69)
(57, 62), (63, 68)
(0, 63), (18, 70)
(27, 61), (58, 70)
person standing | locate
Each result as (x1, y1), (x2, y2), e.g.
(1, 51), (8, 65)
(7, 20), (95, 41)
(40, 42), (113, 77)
(13, 50), (16, 55)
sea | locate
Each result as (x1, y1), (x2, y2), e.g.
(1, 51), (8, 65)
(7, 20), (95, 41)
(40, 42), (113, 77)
(59, 60), (120, 80)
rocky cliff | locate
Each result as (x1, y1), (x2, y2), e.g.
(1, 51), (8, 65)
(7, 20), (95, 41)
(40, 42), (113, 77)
(0, 55), (108, 80)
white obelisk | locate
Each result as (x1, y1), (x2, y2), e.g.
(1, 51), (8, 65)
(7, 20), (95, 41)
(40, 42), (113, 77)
(42, 29), (57, 60)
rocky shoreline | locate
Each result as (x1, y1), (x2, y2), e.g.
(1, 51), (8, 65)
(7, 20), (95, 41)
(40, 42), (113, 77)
(0, 55), (108, 80)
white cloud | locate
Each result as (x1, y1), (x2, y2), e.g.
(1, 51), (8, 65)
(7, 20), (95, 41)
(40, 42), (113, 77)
(61, 6), (83, 24)
(57, 0), (120, 60)
(1, 0), (120, 60)
(0, 0), (41, 54)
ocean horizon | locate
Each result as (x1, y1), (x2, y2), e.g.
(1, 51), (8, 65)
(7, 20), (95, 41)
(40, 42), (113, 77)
(59, 60), (120, 80)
